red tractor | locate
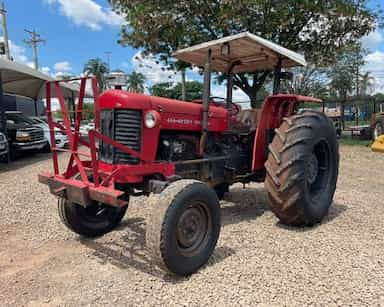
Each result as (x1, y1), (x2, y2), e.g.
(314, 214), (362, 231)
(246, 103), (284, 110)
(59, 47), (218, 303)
(39, 32), (339, 276)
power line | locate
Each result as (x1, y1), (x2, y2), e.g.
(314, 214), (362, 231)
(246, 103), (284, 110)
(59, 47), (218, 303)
(23, 29), (45, 70)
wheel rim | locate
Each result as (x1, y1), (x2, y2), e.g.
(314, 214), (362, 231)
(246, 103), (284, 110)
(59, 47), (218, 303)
(176, 202), (212, 257)
(307, 153), (319, 185)
(374, 123), (383, 140)
(306, 140), (331, 200)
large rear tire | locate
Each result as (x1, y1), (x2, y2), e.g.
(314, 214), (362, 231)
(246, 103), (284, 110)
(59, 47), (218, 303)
(58, 198), (128, 238)
(146, 180), (221, 276)
(265, 110), (339, 226)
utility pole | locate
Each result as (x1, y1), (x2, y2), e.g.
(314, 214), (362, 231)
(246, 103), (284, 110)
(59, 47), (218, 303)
(23, 29), (45, 70)
(0, 1), (10, 60)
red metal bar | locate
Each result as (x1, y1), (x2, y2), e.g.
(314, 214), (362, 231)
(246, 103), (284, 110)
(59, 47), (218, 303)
(55, 81), (83, 181)
(63, 78), (87, 179)
(46, 82), (59, 174)
(91, 78), (100, 131)
(93, 130), (146, 161)
(72, 78), (86, 151)
(88, 130), (100, 186)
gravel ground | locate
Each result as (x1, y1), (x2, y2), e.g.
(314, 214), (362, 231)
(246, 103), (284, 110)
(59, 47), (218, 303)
(0, 144), (384, 306)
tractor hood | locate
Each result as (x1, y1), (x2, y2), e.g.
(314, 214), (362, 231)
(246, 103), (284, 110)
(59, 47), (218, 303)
(99, 90), (228, 118)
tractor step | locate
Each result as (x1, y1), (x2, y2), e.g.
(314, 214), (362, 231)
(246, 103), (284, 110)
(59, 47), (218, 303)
(38, 172), (127, 207)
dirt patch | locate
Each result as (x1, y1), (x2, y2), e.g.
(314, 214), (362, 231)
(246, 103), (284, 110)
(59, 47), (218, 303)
(1, 144), (384, 306)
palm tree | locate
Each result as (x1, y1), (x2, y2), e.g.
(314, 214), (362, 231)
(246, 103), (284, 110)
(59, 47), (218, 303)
(83, 58), (109, 92)
(359, 72), (375, 95)
(126, 71), (146, 93)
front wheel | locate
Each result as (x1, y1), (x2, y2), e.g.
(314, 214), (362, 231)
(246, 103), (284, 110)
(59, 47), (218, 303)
(146, 180), (221, 276)
(58, 198), (128, 237)
(265, 110), (339, 226)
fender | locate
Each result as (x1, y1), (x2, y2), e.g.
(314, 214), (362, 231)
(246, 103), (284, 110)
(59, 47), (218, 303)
(252, 95), (322, 171)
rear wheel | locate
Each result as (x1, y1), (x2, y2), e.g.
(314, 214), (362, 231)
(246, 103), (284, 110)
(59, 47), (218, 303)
(265, 110), (339, 226)
(146, 180), (221, 275)
(58, 198), (128, 237)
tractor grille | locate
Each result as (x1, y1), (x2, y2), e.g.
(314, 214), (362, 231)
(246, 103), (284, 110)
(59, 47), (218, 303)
(99, 109), (142, 164)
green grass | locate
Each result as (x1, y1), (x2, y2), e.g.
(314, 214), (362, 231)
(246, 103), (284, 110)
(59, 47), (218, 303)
(338, 137), (372, 147)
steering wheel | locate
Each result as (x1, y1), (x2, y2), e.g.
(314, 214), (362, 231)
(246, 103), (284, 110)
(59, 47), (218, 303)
(210, 97), (241, 116)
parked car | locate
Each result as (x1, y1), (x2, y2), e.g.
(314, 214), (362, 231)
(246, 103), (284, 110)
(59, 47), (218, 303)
(0, 131), (8, 161)
(80, 121), (95, 136)
(5, 111), (48, 160)
(30, 116), (69, 150)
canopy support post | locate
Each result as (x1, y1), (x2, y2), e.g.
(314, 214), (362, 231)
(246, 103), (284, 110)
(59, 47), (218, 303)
(226, 61), (239, 109)
(202, 49), (212, 132)
(199, 49), (212, 156)
(226, 71), (233, 109)
(273, 57), (282, 95)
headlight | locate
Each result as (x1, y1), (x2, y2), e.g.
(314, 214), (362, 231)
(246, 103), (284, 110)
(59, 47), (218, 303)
(144, 111), (160, 128)
(16, 131), (31, 141)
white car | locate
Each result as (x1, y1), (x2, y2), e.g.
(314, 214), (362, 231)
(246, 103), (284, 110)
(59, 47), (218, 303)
(80, 122), (95, 136)
(30, 117), (69, 149)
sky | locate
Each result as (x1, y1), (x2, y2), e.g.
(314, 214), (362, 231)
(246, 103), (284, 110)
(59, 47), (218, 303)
(2, 0), (384, 99)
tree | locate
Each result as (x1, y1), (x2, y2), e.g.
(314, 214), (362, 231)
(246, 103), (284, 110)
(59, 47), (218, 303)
(83, 58), (109, 92)
(82, 103), (95, 120)
(327, 43), (366, 128)
(126, 71), (146, 93)
(282, 66), (328, 98)
(150, 81), (203, 101)
(110, 0), (377, 107)
(360, 72), (375, 95)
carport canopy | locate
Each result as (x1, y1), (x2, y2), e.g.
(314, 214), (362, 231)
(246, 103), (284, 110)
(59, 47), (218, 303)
(0, 57), (92, 135)
(0, 57), (84, 99)
(173, 31), (307, 73)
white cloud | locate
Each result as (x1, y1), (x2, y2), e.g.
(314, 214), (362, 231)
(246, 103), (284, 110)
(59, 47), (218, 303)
(44, 0), (124, 31)
(26, 62), (35, 69)
(365, 51), (384, 72)
(9, 41), (28, 63)
(362, 30), (384, 50)
(53, 61), (72, 72)
(40, 66), (51, 75)
(363, 51), (384, 93)
(131, 52), (180, 88)
(0, 37), (30, 64)
(130, 52), (253, 101)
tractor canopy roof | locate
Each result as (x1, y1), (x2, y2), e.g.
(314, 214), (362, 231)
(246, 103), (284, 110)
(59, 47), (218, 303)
(173, 32), (306, 73)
